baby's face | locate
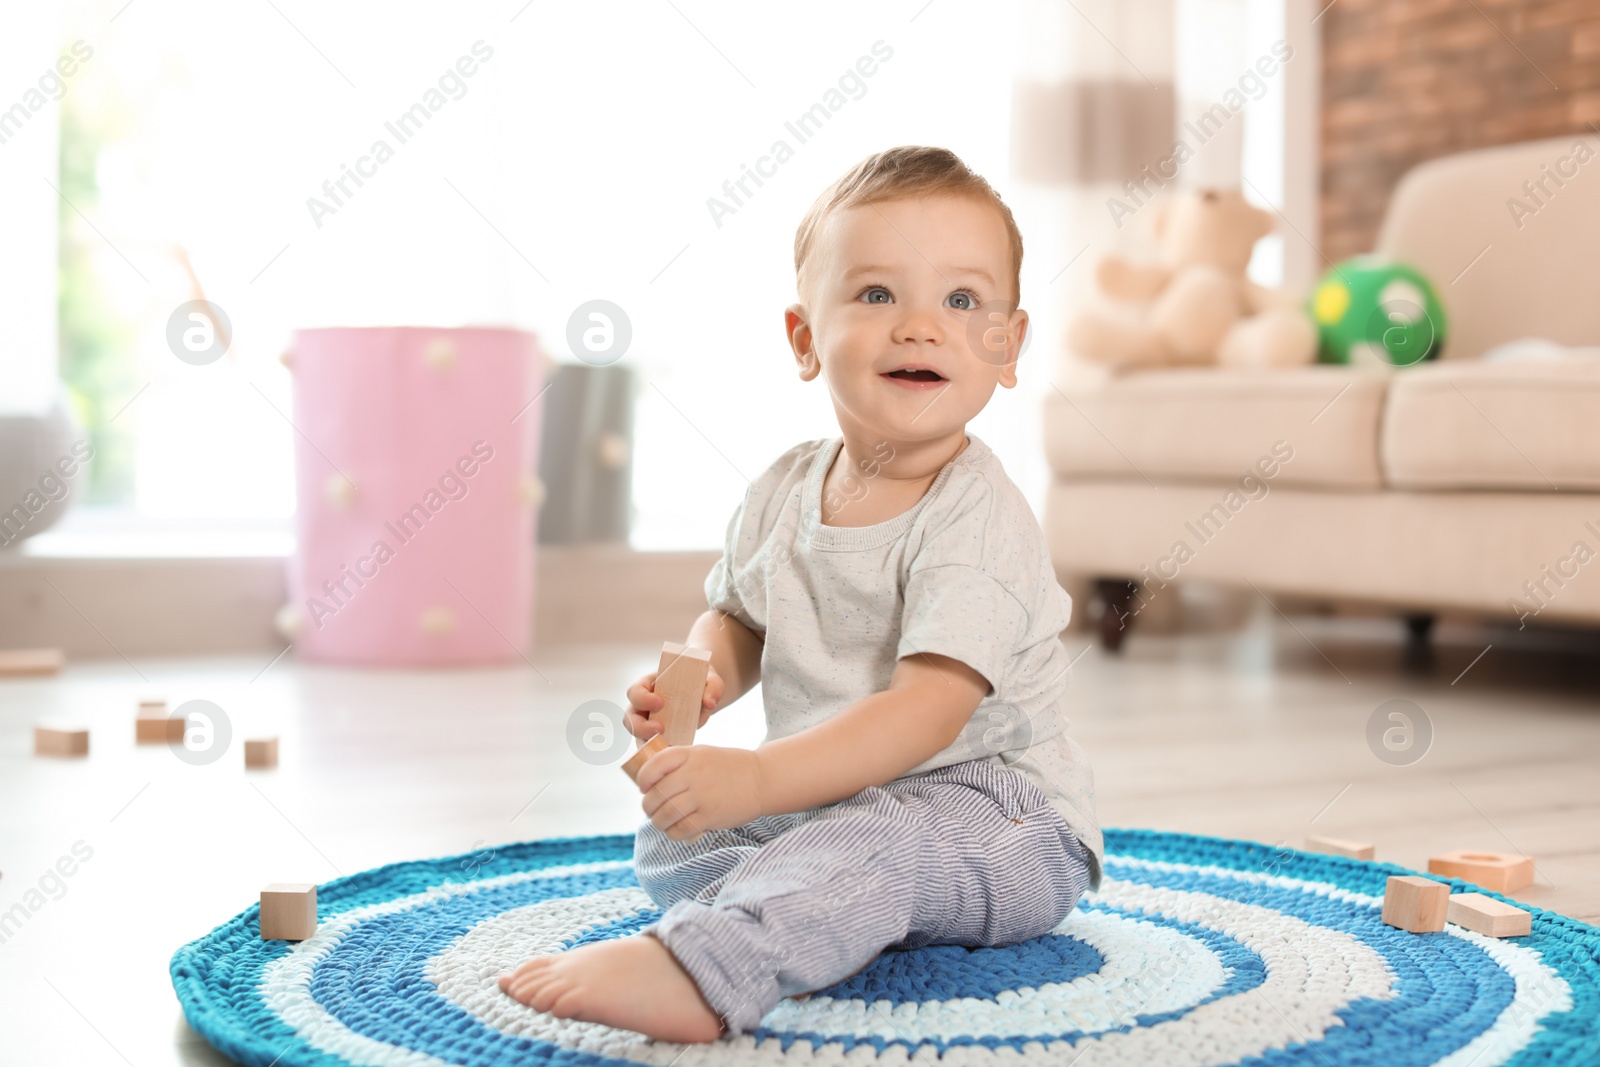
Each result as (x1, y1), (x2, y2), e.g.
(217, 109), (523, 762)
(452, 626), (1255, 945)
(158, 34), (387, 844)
(787, 194), (1026, 448)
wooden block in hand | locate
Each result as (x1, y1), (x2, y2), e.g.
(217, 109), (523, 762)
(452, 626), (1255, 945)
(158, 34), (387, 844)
(1381, 875), (1449, 933)
(260, 883), (317, 940)
(1305, 836), (1375, 860)
(622, 734), (668, 783)
(1448, 892), (1532, 938)
(0, 649), (64, 677)
(34, 726), (89, 758)
(136, 701), (184, 744)
(245, 737), (279, 768)
(1427, 850), (1534, 893)
(653, 641), (712, 747)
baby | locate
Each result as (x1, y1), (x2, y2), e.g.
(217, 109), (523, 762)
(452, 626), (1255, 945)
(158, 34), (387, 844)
(500, 145), (1102, 1043)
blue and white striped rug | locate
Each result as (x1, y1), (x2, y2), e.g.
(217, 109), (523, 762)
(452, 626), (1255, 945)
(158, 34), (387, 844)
(170, 830), (1600, 1065)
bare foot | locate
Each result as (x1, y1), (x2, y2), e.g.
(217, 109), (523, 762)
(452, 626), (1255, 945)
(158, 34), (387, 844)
(498, 931), (726, 1043)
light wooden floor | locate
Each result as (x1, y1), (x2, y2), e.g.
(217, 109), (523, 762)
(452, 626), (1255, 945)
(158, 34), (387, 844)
(1, 611), (1597, 1065)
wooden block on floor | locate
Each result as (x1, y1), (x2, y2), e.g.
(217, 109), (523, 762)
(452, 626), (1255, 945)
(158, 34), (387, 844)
(1428, 850), (1535, 893)
(1381, 875), (1448, 933)
(654, 641), (712, 747)
(1306, 836), (1375, 860)
(622, 734), (668, 783)
(34, 726), (89, 758)
(260, 883), (317, 940)
(1448, 892), (1532, 938)
(0, 648), (64, 677)
(245, 737), (279, 768)
(135, 701), (184, 744)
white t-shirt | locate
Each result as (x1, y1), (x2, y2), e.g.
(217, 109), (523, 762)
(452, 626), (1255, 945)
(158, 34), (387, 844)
(704, 432), (1103, 886)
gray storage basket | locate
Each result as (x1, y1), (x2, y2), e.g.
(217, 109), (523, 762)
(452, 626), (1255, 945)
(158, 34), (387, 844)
(536, 362), (634, 544)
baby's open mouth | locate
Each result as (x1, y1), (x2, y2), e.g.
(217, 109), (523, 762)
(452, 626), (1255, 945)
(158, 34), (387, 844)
(884, 368), (945, 382)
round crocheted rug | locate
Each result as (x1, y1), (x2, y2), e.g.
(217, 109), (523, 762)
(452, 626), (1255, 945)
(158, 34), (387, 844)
(171, 829), (1600, 1066)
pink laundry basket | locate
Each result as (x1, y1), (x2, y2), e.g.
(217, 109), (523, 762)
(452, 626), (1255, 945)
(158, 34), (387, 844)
(281, 326), (547, 666)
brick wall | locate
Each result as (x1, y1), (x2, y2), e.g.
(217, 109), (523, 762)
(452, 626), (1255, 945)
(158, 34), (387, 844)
(1320, 0), (1600, 261)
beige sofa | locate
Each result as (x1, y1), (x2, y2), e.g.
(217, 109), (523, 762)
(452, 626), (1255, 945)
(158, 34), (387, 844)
(1042, 135), (1600, 647)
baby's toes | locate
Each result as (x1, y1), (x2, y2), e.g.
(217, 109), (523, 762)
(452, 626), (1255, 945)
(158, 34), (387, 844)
(502, 964), (557, 1002)
(505, 979), (547, 1008)
(526, 974), (576, 1014)
(542, 981), (585, 1019)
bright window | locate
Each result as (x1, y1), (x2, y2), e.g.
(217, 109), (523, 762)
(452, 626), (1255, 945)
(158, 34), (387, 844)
(29, 0), (1287, 551)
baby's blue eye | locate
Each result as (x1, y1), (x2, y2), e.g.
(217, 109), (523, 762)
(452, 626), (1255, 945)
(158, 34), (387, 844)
(860, 286), (892, 304)
(947, 291), (977, 310)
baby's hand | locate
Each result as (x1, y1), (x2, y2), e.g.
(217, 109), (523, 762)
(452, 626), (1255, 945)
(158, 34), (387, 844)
(623, 664), (725, 741)
(636, 744), (763, 841)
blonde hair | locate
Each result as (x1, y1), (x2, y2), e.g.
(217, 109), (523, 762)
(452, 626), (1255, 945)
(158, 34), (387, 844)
(793, 145), (1023, 308)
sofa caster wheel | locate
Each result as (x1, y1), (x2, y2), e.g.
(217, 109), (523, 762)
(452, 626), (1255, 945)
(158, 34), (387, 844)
(1402, 612), (1437, 672)
(1403, 613), (1435, 647)
(1095, 578), (1137, 653)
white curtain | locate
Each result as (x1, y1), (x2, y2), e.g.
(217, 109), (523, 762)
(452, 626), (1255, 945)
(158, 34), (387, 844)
(1009, 0), (1180, 387)
(1009, 0), (1292, 387)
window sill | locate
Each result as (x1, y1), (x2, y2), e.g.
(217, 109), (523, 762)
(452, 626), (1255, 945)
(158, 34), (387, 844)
(0, 522), (718, 656)
(1, 511), (293, 564)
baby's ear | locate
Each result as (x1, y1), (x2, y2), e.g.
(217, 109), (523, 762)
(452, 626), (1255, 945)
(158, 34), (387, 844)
(999, 311), (1027, 388)
(785, 303), (822, 380)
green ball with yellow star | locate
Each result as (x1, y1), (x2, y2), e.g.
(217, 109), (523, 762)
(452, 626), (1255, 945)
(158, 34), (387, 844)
(1309, 257), (1446, 367)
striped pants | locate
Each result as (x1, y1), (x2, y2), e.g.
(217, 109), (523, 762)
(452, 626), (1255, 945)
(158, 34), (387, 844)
(633, 756), (1093, 1034)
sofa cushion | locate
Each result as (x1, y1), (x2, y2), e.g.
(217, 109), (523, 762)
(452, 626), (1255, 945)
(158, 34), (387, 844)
(1043, 367), (1390, 489)
(1377, 135), (1600, 363)
(1382, 358), (1600, 491)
